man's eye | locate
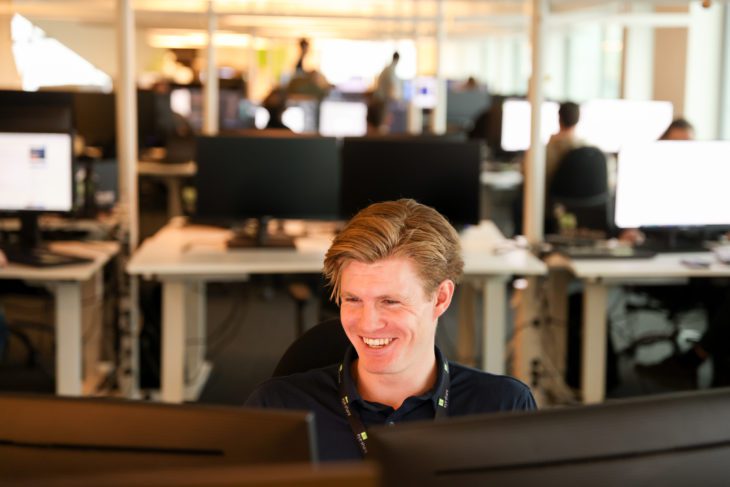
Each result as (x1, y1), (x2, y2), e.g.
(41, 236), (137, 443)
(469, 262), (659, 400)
(383, 299), (399, 305)
(344, 297), (360, 303)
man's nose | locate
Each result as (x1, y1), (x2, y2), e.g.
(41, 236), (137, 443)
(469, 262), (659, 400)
(358, 303), (383, 332)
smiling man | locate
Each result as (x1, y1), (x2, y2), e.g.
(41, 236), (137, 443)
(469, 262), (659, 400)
(245, 199), (536, 461)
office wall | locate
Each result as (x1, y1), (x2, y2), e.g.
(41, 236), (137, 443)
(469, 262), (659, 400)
(0, 4), (22, 88)
(31, 18), (162, 83)
(653, 6), (688, 116)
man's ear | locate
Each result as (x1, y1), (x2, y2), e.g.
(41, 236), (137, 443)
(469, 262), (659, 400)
(432, 279), (455, 320)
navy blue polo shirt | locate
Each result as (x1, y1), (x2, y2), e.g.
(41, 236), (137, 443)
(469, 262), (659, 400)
(245, 346), (536, 462)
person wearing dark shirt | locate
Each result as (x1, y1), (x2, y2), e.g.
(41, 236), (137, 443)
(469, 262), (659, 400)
(245, 199), (537, 461)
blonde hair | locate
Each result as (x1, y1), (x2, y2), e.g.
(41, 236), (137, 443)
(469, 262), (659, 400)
(323, 199), (463, 303)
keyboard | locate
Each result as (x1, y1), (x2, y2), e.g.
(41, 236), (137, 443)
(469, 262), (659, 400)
(556, 245), (657, 260)
(1, 247), (93, 268)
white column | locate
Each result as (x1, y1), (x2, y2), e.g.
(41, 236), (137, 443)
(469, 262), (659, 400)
(622, 2), (654, 100)
(685, 0), (724, 139)
(203, 0), (219, 135)
(430, 0), (447, 134)
(161, 281), (187, 403)
(582, 282), (608, 404)
(523, 0), (548, 243)
(116, 0), (138, 251)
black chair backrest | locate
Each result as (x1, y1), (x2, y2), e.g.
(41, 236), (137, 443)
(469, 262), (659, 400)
(548, 146), (613, 234)
(272, 318), (351, 377)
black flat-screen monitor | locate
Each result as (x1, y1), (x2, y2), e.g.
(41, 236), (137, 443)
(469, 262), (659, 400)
(0, 90), (74, 133)
(0, 393), (317, 481)
(0, 131), (74, 248)
(194, 134), (340, 224)
(340, 138), (481, 226)
(369, 388), (730, 487)
(446, 90), (491, 130)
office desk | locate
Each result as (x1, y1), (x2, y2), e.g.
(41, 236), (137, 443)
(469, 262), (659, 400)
(0, 241), (120, 396)
(127, 220), (546, 403)
(552, 252), (730, 404)
(137, 161), (196, 218)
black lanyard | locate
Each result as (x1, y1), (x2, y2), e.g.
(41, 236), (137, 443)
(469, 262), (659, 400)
(337, 355), (451, 457)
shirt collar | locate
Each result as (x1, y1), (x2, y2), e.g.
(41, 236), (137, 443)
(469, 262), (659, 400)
(340, 345), (449, 411)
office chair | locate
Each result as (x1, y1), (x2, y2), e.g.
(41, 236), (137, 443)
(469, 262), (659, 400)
(272, 317), (350, 377)
(547, 146), (613, 236)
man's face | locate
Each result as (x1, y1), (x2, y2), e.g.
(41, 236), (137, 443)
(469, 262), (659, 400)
(339, 256), (451, 377)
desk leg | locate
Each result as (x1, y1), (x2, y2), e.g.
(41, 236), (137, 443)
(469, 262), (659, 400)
(166, 178), (183, 218)
(161, 280), (186, 403)
(483, 277), (507, 375)
(185, 281), (207, 384)
(582, 282), (608, 404)
(55, 282), (83, 396)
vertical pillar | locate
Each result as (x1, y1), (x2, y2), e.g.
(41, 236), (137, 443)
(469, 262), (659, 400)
(622, 2), (654, 100)
(431, 0), (447, 134)
(0, 0), (22, 88)
(685, 1), (724, 139)
(203, 0), (219, 136)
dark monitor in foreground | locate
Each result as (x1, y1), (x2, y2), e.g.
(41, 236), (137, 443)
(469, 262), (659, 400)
(194, 134), (340, 245)
(340, 138), (481, 226)
(369, 388), (730, 487)
(0, 393), (317, 481)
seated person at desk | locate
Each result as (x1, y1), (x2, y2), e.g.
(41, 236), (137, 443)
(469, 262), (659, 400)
(545, 101), (583, 192)
(660, 117), (695, 141)
(246, 199), (536, 461)
(261, 88), (291, 131)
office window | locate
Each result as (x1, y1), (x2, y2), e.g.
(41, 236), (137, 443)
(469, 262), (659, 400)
(564, 23), (622, 101)
(317, 39), (416, 88)
(11, 14), (112, 92)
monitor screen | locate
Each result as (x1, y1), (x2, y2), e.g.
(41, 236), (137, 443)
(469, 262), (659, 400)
(340, 138), (481, 226)
(500, 99), (560, 152)
(412, 77), (438, 109)
(318, 100), (367, 137)
(0, 132), (73, 213)
(577, 99), (673, 153)
(0, 393), (316, 480)
(194, 135), (340, 222)
(614, 141), (730, 229)
(369, 388), (730, 487)
(446, 90), (491, 129)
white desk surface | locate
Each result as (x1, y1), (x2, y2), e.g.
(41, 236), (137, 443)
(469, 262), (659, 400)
(564, 252), (730, 281)
(127, 220), (546, 279)
(0, 241), (120, 282)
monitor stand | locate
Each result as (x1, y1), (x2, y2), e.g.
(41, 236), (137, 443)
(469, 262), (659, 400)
(226, 217), (295, 249)
(1, 214), (92, 267)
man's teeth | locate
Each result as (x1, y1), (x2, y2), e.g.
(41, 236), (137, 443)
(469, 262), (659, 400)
(362, 337), (394, 348)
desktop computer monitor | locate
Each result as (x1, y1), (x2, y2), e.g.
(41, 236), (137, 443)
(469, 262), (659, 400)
(577, 99), (673, 153)
(194, 134), (340, 244)
(614, 141), (730, 230)
(0, 90), (74, 134)
(446, 90), (491, 130)
(0, 132), (74, 249)
(0, 393), (317, 480)
(340, 138), (481, 226)
(318, 100), (367, 137)
(499, 99), (560, 152)
(369, 388), (730, 487)
(412, 77), (438, 109)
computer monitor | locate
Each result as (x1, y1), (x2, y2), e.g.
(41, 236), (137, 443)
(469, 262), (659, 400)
(412, 77), (438, 109)
(615, 140), (730, 230)
(340, 138), (481, 226)
(0, 90), (74, 134)
(194, 134), (340, 245)
(577, 99), (673, 153)
(500, 99), (560, 152)
(0, 393), (317, 480)
(446, 90), (491, 130)
(369, 388), (730, 487)
(318, 100), (367, 137)
(0, 132), (74, 248)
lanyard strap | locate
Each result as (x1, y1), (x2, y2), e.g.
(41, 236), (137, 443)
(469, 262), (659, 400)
(337, 356), (451, 457)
